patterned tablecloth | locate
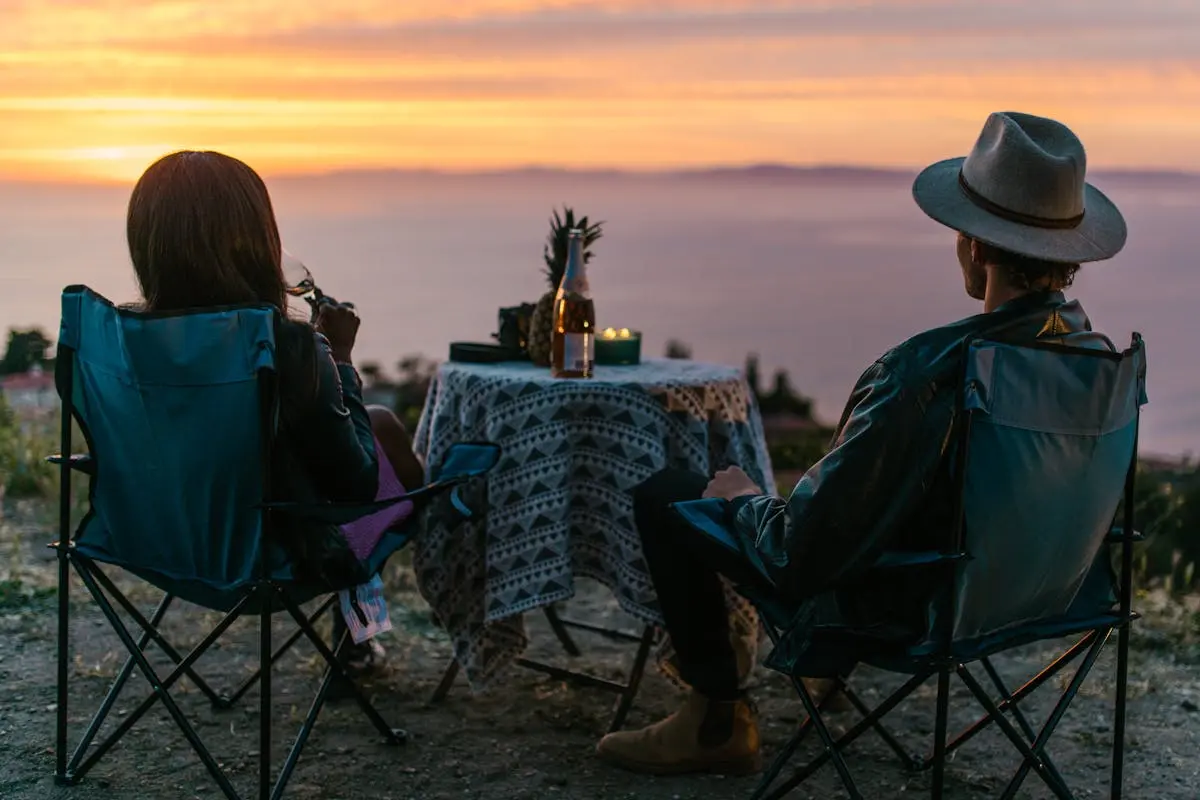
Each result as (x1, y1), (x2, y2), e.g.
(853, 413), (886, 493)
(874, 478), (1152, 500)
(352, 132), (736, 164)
(411, 358), (776, 688)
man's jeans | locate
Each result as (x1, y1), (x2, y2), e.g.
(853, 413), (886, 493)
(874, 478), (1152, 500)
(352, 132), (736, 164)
(634, 468), (769, 700)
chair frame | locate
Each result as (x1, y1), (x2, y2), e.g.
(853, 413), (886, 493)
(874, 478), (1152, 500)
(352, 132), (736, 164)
(430, 606), (658, 733)
(748, 335), (1144, 800)
(51, 329), (409, 800)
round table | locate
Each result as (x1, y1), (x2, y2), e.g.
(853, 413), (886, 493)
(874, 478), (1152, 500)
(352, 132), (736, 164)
(411, 358), (776, 688)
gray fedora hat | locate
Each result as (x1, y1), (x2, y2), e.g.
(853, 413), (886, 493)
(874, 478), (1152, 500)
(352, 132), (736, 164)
(913, 111), (1126, 263)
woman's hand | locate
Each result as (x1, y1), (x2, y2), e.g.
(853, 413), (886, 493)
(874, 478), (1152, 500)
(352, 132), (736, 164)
(316, 301), (360, 364)
(702, 466), (762, 501)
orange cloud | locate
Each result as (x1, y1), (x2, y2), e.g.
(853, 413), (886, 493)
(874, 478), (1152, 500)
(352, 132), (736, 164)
(3, 1), (1199, 182)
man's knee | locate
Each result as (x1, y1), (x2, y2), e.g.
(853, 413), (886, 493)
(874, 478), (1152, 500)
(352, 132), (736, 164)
(633, 468), (709, 517)
(633, 468), (672, 508)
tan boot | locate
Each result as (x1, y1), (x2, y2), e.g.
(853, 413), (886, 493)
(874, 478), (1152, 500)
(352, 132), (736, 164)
(596, 692), (762, 775)
(803, 677), (854, 713)
(662, 622), (759, 689)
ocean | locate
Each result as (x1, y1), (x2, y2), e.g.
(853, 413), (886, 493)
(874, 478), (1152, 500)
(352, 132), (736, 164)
(1, 167), (1196, 456)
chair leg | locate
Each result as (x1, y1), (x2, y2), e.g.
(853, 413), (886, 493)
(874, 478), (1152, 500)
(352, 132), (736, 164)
(70, 591), (249, 784)
(958, 667), (1075, 800)
(931, 668), (951, 800)
(607, 625), (655, 733)
(544, 606), (582, 657)
(756, 689), (875, 800)
(994, 630), (1109, 800)
(67, 592), (175, 773)
(838, 680), (920, 771)
(789, 673), (863, 800)
(271, 631), (352, 800)
(430, 659), (461, 703)
(754, 674), (877, 799)
(277, 592), (405, 744)
(751, 720), (813, 800)
(761, 671), (929, 800)
(260, 589), (272, 800)
(978, 658), (1069, 791)
(428, 613), (651, 730)
(72, 562), (241, 800)
(55, 544), (71, 785)
(220, 596), (337, 709)
(941, 632), (1093, 758)
(83, 564), (222, 705)
(1112, 619), (1131, 799)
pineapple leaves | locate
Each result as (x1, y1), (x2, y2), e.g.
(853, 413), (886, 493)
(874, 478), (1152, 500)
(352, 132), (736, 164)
(542, 205), (604, 286)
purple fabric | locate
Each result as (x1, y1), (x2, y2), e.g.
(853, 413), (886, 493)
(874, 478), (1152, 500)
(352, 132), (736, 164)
(339, 437), (414, 560)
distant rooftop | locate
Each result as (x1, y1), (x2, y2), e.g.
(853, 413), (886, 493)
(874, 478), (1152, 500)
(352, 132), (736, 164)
(1, 366), (54, 392)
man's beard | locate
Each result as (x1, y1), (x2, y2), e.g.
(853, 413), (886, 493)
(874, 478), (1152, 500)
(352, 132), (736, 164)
(963, 266), (987, 300)
(957, 236), (987, 300)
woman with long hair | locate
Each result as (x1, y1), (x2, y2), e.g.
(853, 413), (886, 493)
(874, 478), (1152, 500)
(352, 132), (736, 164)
(126, 149), (424, 677)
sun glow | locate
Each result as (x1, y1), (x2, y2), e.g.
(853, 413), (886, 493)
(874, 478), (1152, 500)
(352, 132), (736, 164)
(0, 145), (190, 184)
(3, 1), (1200, 183)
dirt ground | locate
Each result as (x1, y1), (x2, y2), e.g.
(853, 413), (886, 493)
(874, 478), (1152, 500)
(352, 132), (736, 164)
(2, 502), (1198, 800)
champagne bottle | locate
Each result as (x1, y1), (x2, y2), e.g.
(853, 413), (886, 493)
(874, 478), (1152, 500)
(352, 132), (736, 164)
(551, 229), (595, 378)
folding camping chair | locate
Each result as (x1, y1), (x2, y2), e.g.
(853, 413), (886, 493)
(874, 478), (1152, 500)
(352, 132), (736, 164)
(48, 286), (500, 800)
(674, 332), (1147, 800)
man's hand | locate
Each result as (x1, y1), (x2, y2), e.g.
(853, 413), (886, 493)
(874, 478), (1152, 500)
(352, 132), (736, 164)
(702, 466), (762, 501)
(316, 302), (360, 364)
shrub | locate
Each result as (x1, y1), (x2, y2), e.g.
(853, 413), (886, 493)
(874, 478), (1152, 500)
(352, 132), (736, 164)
(0, 396), (64, 499)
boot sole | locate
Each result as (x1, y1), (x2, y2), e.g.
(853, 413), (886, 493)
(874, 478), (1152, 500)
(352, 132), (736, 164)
(597, 749), (763, 777)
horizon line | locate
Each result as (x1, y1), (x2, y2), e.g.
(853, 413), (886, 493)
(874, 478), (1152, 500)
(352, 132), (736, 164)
(4, 162), (1200, 187)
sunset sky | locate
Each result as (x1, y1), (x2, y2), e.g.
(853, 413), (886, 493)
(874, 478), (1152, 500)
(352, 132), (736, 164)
(3, 0), (1200, 182)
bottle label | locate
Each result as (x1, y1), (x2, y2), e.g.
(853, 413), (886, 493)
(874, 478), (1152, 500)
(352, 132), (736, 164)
(561, 332), (593, 373)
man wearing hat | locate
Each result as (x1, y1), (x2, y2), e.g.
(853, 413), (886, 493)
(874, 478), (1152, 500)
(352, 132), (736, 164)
(596, 111), (1127, 775)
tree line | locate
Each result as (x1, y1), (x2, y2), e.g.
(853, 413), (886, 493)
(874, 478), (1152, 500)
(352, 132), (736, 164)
(3, 327), (1198, 592)
(0, 328), (54, 375)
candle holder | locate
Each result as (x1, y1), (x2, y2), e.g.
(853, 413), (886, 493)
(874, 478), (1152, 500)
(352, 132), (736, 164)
(595, 327), (642, 366)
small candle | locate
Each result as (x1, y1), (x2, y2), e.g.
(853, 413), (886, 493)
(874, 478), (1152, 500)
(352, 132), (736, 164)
(595, 327), (642, 365)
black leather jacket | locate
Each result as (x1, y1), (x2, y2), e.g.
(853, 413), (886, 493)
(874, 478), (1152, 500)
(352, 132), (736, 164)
(730, 291), (1096, 609)
(269, 330), (380, 587)
(274, 332), (378, 500)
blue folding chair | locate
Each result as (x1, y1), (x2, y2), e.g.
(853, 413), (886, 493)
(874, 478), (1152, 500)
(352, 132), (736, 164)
(48, 286), (500, 800)
(674, 332), (1147, 799)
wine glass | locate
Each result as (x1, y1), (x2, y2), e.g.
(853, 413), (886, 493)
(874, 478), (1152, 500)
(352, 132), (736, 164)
(281, 248), (352, 320)
(282, 248), (325, 322)
(282, 248), (318, 300)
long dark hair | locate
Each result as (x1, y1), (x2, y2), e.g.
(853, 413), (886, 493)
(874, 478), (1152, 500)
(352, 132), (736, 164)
(129, 151), (287, 311)
(127, 151), (317, 410)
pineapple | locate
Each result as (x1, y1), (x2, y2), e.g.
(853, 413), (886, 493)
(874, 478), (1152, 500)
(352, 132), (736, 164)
(527, 207), (603, 366)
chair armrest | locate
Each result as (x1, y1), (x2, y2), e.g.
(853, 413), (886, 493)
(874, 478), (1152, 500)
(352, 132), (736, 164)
(1106, 527), (1145, 544)
(741, 551), (965, 633)
(737, 582), (795, 630)
(866, 550), (968, 571)
(264, 441), (501, 524)
(264, 482), (442, 524)
(265, 472), (488, 524)
(670, 498), (777, 592)
(431, 441), (503, 482)
(45, 454), (96, 475)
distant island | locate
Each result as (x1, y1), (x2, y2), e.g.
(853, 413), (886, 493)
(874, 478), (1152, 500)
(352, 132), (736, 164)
(7, 164), (1200, 190)
(265, 163), (1200, 187)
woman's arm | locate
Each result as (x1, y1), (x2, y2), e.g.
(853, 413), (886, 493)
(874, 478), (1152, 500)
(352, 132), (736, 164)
(287, 332), (380, 503)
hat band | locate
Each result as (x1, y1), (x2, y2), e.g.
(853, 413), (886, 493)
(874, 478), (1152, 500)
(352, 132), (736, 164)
(958, 170), (1084, 230)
